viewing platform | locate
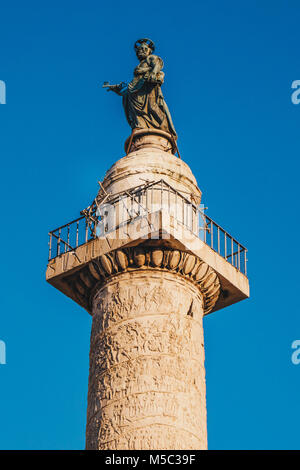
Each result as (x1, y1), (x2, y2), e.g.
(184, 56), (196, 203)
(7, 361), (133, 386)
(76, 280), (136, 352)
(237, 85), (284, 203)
(46, 179), (249, 315)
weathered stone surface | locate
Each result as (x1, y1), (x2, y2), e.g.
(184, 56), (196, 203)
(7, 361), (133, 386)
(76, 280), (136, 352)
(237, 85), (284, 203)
(86, 271), (207, 450)
(101, 137), (202, 204)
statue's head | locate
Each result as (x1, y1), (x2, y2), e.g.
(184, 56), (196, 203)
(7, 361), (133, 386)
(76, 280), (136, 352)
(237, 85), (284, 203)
(134, 38), (155, 60)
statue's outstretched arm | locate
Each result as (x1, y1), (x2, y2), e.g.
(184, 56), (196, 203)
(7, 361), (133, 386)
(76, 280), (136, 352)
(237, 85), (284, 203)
(102, 82), (127, 96)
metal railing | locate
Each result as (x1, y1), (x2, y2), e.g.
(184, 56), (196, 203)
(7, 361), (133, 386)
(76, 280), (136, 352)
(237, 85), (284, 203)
(48, 179), (248, 276)
(48, 215), (95, 261)
(198, 213), (247, 276)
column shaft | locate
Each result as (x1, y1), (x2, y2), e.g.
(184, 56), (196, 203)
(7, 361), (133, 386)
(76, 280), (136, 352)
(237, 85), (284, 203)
(86, 270), (207, 450)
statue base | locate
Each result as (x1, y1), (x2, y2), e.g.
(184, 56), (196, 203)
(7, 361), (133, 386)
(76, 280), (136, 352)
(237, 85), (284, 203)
(124, 129), (177, 155)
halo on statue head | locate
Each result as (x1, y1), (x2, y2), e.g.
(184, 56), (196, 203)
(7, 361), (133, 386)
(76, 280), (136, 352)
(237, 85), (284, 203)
(134, 38), (155, 53)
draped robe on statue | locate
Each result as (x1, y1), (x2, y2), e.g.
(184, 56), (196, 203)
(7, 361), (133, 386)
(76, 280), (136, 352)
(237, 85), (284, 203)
(120, 54), (177, 137)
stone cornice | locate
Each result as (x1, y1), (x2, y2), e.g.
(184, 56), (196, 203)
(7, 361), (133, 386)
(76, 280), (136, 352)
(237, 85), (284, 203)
(68, 246), (220, 315)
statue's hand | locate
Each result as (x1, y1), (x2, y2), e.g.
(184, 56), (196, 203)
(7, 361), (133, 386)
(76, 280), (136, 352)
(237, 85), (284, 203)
(148, 72), (158, 82)
(103, 82), (127, 95)
(107, 85), (118, 92)
(145, 71), (163, 85)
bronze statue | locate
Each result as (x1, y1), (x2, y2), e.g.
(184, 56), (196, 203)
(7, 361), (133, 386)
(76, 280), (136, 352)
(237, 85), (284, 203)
(103, 38), (177, 137)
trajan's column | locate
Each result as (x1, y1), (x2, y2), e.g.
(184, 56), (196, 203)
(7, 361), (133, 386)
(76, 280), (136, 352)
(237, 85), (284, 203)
(46, 39), (249, 450)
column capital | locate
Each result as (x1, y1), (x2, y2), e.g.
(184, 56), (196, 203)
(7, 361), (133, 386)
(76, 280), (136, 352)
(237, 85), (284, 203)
(69, 245), (220, 315)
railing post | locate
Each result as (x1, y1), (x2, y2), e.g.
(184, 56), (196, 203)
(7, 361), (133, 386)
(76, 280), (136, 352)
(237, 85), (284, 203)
(152, 186), (154, 213)
(210, 221), (213, 249)
(231, 237), (234, 265)
(85, 219), (88, 243)
(76, 221), (79, 248)
(57, 228), (61, 256)
(48, 233), (52, 260)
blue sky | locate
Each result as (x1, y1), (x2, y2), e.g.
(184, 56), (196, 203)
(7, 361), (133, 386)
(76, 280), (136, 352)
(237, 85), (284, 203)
(0, 0), (300, 449)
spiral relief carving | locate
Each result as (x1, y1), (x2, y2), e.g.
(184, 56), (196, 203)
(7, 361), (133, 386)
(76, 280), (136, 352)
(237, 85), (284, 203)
(86, 271), (208, 450)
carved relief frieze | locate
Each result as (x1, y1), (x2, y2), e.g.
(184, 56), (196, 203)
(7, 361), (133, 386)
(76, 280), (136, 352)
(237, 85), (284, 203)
(86, 272), (208, 450)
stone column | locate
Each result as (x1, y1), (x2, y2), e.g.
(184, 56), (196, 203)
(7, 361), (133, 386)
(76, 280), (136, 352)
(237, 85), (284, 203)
(46, 130), (250, 451)
(84, 131), (220, 449)
(86, 259), (207, 450)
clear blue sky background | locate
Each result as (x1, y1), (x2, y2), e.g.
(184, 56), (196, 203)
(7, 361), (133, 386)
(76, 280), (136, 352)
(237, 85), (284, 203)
(0, 0), (300, 450)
